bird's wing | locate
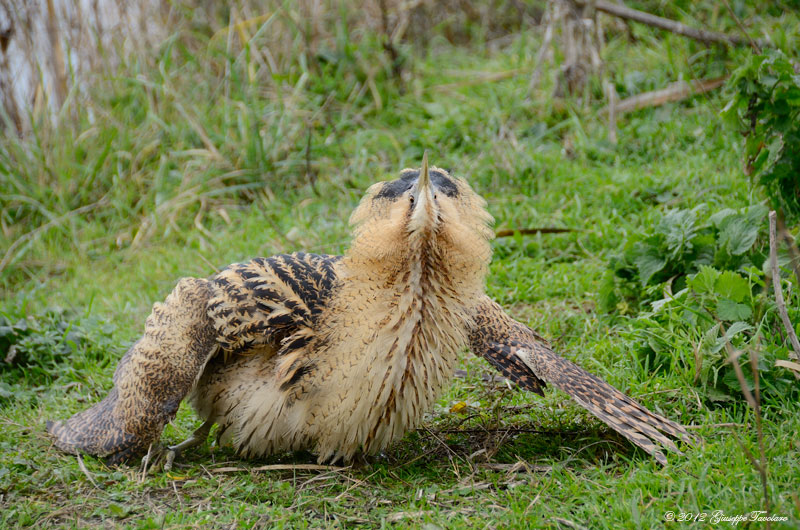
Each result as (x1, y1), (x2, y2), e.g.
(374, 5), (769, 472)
(468, 297), (693, 465)
(47, 253), (341, 463)
(47, 277), (218, 463)
(210, 253), (341, 359)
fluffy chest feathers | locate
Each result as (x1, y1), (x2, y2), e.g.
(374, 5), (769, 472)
(310, 240), (481, 461)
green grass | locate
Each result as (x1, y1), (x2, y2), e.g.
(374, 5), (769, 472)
(2, 3), (800, 528)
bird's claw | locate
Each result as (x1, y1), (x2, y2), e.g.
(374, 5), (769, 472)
(140, 421), (213, 475)
(138, 443), (180, 475)
(139, 443), (162, 475)
(163, 446), (179, 472)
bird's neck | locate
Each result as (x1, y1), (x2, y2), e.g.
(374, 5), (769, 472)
(342, 235), (485, 341)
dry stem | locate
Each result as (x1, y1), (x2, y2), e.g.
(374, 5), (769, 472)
(720, 322), (771, 524)
(769, 211), (800, 362)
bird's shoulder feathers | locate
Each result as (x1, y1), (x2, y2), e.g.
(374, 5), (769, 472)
(208, 252), (342, 358)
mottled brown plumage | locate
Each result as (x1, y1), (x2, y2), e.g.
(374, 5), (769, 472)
(48, 156), (693, 467)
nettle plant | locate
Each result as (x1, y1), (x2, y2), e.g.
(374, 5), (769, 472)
(0, 304), (116, 404)
(601, 204), (797, 402)
(722, 48), (800, 224)
(600, 204), (769, 313)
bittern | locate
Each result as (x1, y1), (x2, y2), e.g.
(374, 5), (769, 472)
(48, 156), (692, 468)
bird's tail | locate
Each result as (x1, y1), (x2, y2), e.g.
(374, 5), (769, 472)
(522, 344), (694, 465)
(47, 278), (218, 464)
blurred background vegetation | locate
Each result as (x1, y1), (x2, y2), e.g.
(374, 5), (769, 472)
(1, 1), (799, 527)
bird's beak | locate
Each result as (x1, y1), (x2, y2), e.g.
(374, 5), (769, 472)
(409, 151), (437, 232)
(413, 152), (434, 208)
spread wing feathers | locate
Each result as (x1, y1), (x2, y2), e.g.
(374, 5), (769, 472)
(468, 322), (548, 397)
(469, 298), (694, 465)
(47, 277), (218, 463)
(47, 253), (341, 463)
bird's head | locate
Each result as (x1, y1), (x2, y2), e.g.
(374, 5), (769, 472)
(347, 154), (494, 283)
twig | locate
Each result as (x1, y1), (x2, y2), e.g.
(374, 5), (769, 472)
(494, 227), (576, 238)
(170, 97), (223, 162)
(721, 334), (756, 408)
(720, 0), (761, 53)
(433, 69), (524, 92)
(604, 76), (727, 115)
(434, 427), (592, 436)
(720, 323), (771, 523)
(527, 3), (557, 95)
(583, 0), (769, 48)
(45, 0), (68, 108)
(379, 0), (404, 86)
(605, 78), (617, 144)
(684, 422), (742, 430)
(776, 211), (800, 290)
(553, 518), (589, 530)
(479, 462), (552, 473)
(387, 511), (431, 523)
(304, 126), (317, 194)
(775, 359), (800, 377)
(333, 469), (381, 501)
(140, 443), (157, 482)
(76, 453), (100, 490)
(423, 425), (468, 466)
(769, 211), (800, 362)
(747, 342), (770, 524)
(212, 463), (348, 473)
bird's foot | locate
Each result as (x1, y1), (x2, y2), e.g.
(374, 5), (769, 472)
(139, 443), (170, 476)
(147, 420), (214, 473)
(350, 452), (375, 469)
(138, 443), (187, 475)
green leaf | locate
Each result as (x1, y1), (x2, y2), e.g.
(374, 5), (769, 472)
(656, 208), (700, 257)
(723, 365), (755, 393)
(718, 215), (760, 256)
(709, 321), (753, 354)
(597, 270), (619, 314)
(724, 321), (753, 339)
(689, 265), (720, 294)
(705, 387), (734, 403)
(647, 334), (670, 354)
(692, 232), (717, 266)
(108, 503), (131, 517)
(633, 248), (666, 286)
(716, 299), (753, 321)
(703, 322), (721, 351)
(762, 135), (785, 175)
(708, 208), (737, 228)
(715, 271), (750, 303)
(745, 204), (769, 225)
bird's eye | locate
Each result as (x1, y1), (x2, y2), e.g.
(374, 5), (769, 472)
(409, 195), (415, 205)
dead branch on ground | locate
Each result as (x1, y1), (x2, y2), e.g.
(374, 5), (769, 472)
(602, 76), (727, 115)
(582, 0), (770, 49)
